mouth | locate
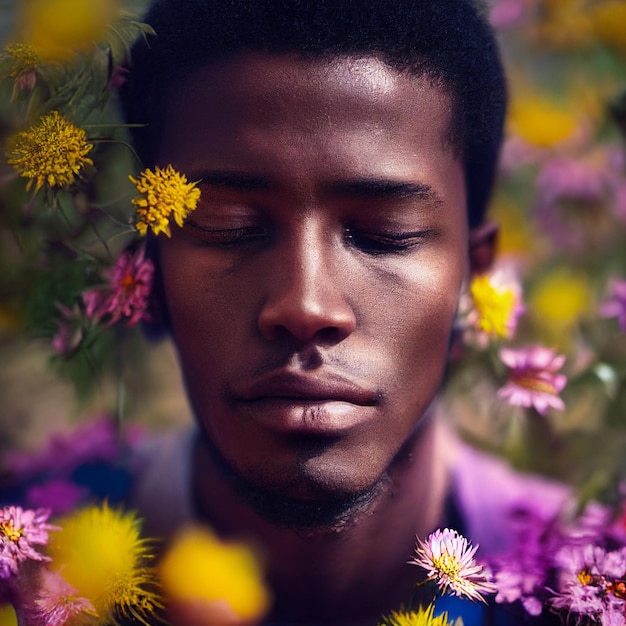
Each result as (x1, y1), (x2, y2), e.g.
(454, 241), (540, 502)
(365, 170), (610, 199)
(234, 371), (379, 435)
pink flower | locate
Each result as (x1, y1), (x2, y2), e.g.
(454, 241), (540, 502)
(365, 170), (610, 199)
(410, 528), (496, 602)
(489, 0), (530, 29)
(83, 246), (154, 327)
(51, 303), (84, 356)
(0, 507), (58, 578)
(600, 279), (626, 332)
(498, 346), (567, 415)
(34, 569), (96, 626)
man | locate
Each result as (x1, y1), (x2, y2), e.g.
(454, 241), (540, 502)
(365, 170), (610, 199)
(119, 1), (566, 623)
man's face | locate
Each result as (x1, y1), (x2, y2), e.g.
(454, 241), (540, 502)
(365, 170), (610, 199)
(157, 55), (468, 505)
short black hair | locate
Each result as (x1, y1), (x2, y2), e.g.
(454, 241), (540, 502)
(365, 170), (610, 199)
(120, 0), (506, 228)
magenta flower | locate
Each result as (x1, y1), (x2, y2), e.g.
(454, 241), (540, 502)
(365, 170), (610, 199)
(34, 569), (96, 626)
(0, 507), (57, 578)
(83, 246), (154, 327)
(600, 279), (626, 333)
(410, 528), (496, 602)
(51, 303), (84, 356)
(497, 346), (567, 415)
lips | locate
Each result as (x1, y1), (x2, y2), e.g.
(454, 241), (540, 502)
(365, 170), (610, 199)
(234, 370), (379, 435)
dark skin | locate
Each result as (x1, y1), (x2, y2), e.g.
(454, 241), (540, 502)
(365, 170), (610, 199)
(156, 54), (496, 624)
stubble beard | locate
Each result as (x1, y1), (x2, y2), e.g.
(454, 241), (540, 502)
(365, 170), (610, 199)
(194, 428), (393, 534)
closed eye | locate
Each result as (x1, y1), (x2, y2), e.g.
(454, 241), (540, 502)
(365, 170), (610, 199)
(184, 221), (268, 246)
(344, 228), (435, 254)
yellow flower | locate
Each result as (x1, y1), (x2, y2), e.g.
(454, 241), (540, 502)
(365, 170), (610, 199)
(470, 272), (523, 340)
(7, 110), (93, 192)
(130, 165), (201, 237)
(507, 94), (579, 148)
(1, 43), (40, 76)
(590, 1), (626, 53)
(529, 269), (591, 344)
(158, 526), (270, 624)
(378, 603), (462, 626)
(19, 0), (120, 61)
(0, 604), (18, 626)
(46, 503), (163, 625)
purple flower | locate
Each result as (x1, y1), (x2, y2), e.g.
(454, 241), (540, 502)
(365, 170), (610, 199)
(25, 480), (87, 516)
(0, 507), (57, 578)
(83, 246), (154, 327)
(600, 279), (626, 332)
(498, 346), (567, 415)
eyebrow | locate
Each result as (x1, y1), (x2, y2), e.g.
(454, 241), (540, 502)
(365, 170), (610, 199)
(196, 171), (443, 203)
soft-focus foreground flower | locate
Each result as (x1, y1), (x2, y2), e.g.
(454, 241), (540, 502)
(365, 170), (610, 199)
(378, 603), (461, 626)
(19, 0), (120, 61)
(410, 528), (496, 602)
(83, 246), (154, 327)
(34, 568), (96, 626)
(46, 503), (162, 624)
(0, 506), (56, 579)
(551, 544), (626, 624)
(498, 346), (567, 415)
(469, 270), (524, 340)
(130, 164), (201, 237)
(159, 526), (270, 625)
(600, 279), (626, 332)
(7, 110), (93, 192)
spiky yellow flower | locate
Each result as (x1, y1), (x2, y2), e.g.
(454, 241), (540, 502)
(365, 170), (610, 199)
(130, 165), (201, 237)
(46, 503), (163, 625)
(158, 526), (270, 623)
(378, 603), (462, 626)
(7, 110), (93, 192)
(470, 271), (523, 340)
(2, 43), (40, 76)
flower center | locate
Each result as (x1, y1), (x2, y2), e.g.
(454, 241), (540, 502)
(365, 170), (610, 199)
(0, 519), (23, 543)
(511, 372), (557, 394)
(120, 271), (137, 291)
(432, 554), (461, 579)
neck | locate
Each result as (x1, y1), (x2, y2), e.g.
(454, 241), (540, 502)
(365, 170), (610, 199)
(192, 407), (454, 624)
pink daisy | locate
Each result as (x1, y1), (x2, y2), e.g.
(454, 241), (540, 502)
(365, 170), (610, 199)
(83, 246), (154, 327)
(34, 569), (97, 626)
(497, 346), (567, 415)
(0, 506), (58, 578)
(409, 528), (496, 602)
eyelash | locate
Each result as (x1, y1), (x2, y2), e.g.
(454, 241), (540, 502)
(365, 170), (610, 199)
(185, 222), (430, 254)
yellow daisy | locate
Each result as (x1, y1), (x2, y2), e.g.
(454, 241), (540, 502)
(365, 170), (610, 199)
(379, 603), (461, 626)
(130, 164), (201, 237)
(7, 110), (93, 192)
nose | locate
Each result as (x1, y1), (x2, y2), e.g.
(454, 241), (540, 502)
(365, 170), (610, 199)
(257, 224), (357, 344)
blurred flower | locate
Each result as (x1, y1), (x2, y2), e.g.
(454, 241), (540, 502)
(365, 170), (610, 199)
(0, 605), (17, 626)
(19, 0), (120, 61)
(83, 246), (154, 327)
(590, 0), (626, 54)
(531, 0), (594, 49)
(0, 43), (39, 97)
(51, 302), (84, 356)
(46, 503), (162, 624)
(0, 506), (57, 579)
(497, 346), (567, 415)
(410, 528), (496, 602)
(551, 544), (626, 622)
(378, 603), (460, 626)
(529, 269), (592, 343)
(507, 94), (579, 148)
(159, 526), (270, 624)
(468, 270), (524, 341)
(600, 279), (626, 332)
(25, 480), (88, 516)
(489, 0), (531, 29)
(7, 111), (93, 193)
(34, 568), (97, 626)
(130, 165), (201, 237)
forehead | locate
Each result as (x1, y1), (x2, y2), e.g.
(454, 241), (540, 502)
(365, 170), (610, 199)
(159, 53), (456, 161)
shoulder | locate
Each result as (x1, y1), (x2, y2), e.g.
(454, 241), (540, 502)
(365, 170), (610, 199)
(448, 440), (571, 557)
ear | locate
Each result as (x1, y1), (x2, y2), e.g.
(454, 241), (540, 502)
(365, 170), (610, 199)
(468, 220), (499, 275)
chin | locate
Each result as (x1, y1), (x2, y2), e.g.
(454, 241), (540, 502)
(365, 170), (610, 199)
(202, 431), (391, 530)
